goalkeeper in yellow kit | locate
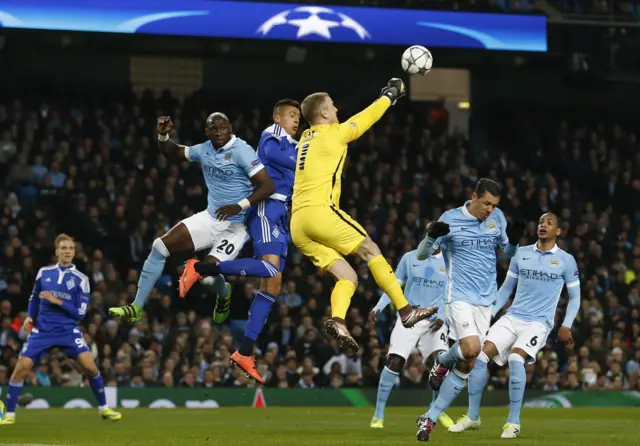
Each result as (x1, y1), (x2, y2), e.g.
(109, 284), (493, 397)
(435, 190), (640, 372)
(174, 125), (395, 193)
(291, 78), (438, 351)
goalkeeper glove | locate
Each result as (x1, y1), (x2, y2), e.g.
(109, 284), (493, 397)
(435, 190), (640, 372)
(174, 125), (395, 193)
(427, 222), (450, 239)
(380, 78), (406, 105)
(507, 219), (526, 245)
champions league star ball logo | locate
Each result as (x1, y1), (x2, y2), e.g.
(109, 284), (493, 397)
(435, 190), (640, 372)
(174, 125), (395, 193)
(257, 6), (370, 40)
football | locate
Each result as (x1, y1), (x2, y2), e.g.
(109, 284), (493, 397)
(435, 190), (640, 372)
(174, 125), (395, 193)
(401, 45), (433, 75)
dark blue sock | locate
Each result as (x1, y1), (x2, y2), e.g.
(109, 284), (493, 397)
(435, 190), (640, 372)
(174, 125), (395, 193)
(243, 291), (276, 346)
(89, 372), (107, 407)
(5, 380), (23, 413)
(219, 259), (279, 278)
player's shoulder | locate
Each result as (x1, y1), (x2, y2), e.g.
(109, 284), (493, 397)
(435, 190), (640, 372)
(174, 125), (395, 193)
(36, 264), (58, 279)
(70, 267), (90, 282)
(516, 244), (537, 257)
(401, 250), (417, 263)
(491, 207), (507, 224)
(190, 141), (210, 150)
(231, 136), (254, 151)
(440, 207), (461, 222)
(556, 247), (577, 264)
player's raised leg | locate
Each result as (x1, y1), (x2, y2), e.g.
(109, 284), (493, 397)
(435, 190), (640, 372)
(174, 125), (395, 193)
(75, 351), (121, 421)
(110, 223), (194, 322)
(356, 236), (437, 327)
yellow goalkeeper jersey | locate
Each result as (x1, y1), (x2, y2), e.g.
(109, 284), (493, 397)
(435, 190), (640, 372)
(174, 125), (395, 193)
(291, 97), (391, 211)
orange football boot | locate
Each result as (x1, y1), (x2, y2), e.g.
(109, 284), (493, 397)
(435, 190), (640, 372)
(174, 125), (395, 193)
(231, 350), (264, 384)
(179, 259), (202, 298)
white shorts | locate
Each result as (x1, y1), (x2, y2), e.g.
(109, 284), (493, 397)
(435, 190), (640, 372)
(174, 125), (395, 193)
(445, 301), (492, 344)
(388, 317), (449, 361)
(182, 210), (249, 261)
(487, 314), (550, 366)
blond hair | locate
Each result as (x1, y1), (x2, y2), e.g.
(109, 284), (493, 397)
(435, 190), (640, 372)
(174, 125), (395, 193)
(301, 92), (329, 124)
(55, 233), (74, 248)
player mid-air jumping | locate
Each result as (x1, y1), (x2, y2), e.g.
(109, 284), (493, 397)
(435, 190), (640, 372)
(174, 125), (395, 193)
(2, 234), (121, 425)
(368, 225), (454, 429)
(413, 178), (525, 441)
(180, 99), (300, 383)
(290, 79), (437, 352)
(109, 113), (275, 322)
(448, 212), (580, 439)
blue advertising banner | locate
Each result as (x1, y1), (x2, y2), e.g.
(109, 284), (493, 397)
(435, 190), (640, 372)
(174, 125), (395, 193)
(0, 1), (547, 52)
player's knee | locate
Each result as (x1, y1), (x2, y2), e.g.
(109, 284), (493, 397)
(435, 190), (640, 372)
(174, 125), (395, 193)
(510, 348), (528, 363)
(153, 237), (170, 257)
(460, 340), (481, 359)
(386, 354), (405, 373)
(262, 275), (282, 296)
(356, 237), (381, 262)
(482, 341), (498, 359)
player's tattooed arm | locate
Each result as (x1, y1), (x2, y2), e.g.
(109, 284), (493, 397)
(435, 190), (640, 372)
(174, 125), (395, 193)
(156, 116), (188, 159)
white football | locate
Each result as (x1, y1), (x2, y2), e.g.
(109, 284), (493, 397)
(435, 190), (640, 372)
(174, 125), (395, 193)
(401, 45), (433, 76)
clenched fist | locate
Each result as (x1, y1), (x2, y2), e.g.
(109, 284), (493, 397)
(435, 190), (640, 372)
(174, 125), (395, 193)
(157, 116), (174, 135)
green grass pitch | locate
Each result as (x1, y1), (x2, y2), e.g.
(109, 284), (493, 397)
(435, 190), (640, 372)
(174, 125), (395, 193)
(1, 407), (639, 445)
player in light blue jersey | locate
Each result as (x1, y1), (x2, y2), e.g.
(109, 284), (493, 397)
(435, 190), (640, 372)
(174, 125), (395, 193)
(368, 237), (453, 429)
(181, 99), (300, 383)
(449, 212), (580, 439)
(415, 178), (525, 442)
(2, 234), (121, 425)
(109, 113), (275, 322)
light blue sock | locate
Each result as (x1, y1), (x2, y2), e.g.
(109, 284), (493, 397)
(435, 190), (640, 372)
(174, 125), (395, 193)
(425, 370), (466, 421)
(438, 342), (464, 368)
(374, 366), (398, 419)
(133, 241), (168, 307)
(507, 354), (526, 425)
(467, 352), (489, 421)
(430, 390), (439, 407)
(201, 274), (227, 297)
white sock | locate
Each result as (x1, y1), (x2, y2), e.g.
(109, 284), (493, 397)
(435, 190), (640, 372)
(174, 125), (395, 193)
(99, 405), (107, 413)
(6, 412), (15, 417)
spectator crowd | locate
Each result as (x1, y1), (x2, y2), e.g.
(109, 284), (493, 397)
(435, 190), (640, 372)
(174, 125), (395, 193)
(0, 86), (639, 395)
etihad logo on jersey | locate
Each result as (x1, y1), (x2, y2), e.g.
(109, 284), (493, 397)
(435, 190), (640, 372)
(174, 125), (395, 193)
(412, 277), (445, 288)
(203, 164), (234, 179)
(519, 268), (563, 282)
(459, 237), (496, 250)
(257, 7), (370, 41)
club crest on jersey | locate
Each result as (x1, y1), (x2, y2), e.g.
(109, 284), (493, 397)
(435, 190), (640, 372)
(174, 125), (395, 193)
(224, 153), (232, 163)
(550, 258), (560, 266)
(487, 221), (497, 230)
(440, 267), (446, 273)
(66, 278), (75, 290)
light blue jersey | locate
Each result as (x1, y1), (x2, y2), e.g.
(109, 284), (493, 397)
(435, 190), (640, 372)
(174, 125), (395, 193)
(435, 203), (511, 306)
(500, 243), (580, 328)
(185, 136), (263, 223)
(373, 250), (447, 319)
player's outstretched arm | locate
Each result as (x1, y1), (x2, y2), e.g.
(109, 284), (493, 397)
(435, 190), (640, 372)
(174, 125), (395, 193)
(339, 78), (406, 143)
(27, 270), (43, 323)
(156, 116), (189, 159)
(558, 256), (581, 344)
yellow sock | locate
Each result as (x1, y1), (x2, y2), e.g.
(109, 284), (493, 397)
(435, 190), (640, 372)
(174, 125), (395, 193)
(368, 255), (409, 310)
(331, 280), (356, 319)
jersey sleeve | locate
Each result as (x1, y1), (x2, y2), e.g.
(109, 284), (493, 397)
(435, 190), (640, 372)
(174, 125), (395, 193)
(497, 211), (510, 249)
(237, 144), (264, 178)
(27, 269), (43, 319)
(184, 143), (204, 163)
(395, 253), (409, 284)
(506, 255), (519, 278)
(563, 254), (580, 289)
(59, 274), (91, 321)
(260, 136), (297, 170)
(338, 97), (391, 143)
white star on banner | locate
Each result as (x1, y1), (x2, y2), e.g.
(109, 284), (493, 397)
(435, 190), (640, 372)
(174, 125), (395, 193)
(257, 10), (289, 35)
(288, 13), (339, 39)
(337, 13), (370, 39)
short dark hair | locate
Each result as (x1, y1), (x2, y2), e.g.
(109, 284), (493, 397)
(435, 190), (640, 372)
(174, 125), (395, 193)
(544, 212), (561, 227)
(474, 178), (502, 198)
(273, 99), (300, 116)
(301, 92), (329, 124)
